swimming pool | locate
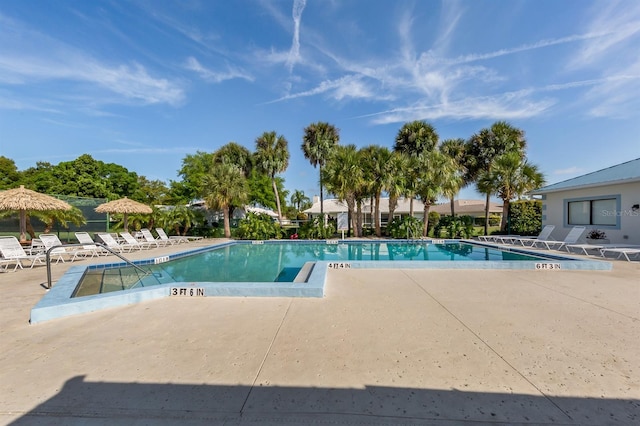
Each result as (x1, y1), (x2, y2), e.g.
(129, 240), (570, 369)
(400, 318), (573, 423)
(31, 239), (612, 324)
(73, 240), (562, 297)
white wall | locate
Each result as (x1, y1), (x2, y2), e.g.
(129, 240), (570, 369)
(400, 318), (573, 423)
(541, 181), (640, 245)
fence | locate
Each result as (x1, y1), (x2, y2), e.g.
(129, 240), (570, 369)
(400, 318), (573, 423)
(0, 195), (108, 242)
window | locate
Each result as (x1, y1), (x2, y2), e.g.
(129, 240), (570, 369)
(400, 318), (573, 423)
(567, 198), (616, 226)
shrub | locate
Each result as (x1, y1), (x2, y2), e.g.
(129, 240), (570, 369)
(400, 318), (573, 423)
(387, 216), (423, 239)
(434, 215), (474, 238)
(236, 212), (283, 240)
(508, 200), (542, 236)
(298, 215), (335, 239)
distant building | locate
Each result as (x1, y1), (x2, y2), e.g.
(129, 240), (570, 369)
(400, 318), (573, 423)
(304, 196), (502, 227)
(430, 199), (503, 218)
(530, 158), (640, 245)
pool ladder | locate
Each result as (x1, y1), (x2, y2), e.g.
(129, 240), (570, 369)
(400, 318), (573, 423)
(45, 242), (149, 289)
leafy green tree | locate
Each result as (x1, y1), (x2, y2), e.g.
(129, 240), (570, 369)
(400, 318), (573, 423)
(478, 151), (545, 232)
(213, 142), (253, 175)
(0, 156), (21, 189)
(132, 176), (170, 205)
(203, 162), (248, 238)
(254, 131), (289, 224)
(246, 171), (287, 211)
(302, 122), (340, 216)
(394, 121), (439, 215)
(20, 161), (57, 193)
(173, 151), (215, 202)
(466, 121), (527, 234)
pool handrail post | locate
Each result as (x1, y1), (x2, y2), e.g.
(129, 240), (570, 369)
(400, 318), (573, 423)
(46, 242), (149, 289)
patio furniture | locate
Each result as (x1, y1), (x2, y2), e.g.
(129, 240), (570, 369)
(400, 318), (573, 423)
(119, 232), (153, 250)
(155, 228), (189, 244)
(0, 236), (48, 270)
(39, 234), (99, 262)
(96, 232), (135, 253)
(533, 226), (586, 251)
(600, 247), (640, 262)
(508, 225), (556, 246)
(139, 228), (167, 247)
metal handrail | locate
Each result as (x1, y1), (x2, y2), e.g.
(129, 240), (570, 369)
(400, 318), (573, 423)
(46, 242), (149, 289)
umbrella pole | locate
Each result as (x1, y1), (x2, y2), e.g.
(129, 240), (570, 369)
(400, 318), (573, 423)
(123, 214), (128, 232)
(19, 210), (27, 242)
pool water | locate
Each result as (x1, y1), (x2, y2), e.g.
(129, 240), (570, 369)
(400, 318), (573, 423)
(73, 241), (555, 297)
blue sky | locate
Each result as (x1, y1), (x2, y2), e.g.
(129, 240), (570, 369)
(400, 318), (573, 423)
(1, 0), (639, 202)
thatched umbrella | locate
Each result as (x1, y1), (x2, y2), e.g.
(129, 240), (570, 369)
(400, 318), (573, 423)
(95, 197), (152, 232)
(0, 185), (73, 242)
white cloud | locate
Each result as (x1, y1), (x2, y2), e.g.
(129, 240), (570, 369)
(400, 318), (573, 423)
(286, 0), (307, 73)
(0, 13), (185, 107)
(267, 74), (387, 104)
(364, 90), (554, 124)
(184, 57), (254, 83)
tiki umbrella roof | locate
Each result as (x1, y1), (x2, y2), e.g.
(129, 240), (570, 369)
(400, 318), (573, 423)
(0, 185), (72, 242)
(95, 197), (152, 214)
(95, 197), (152, 232)
(0, 185), (72, 212)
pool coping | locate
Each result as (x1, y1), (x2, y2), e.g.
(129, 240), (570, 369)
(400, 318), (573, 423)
(30, 239), (612, 324)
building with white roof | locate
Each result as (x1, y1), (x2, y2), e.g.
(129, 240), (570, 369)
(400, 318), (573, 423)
(530, 158), (640, 245)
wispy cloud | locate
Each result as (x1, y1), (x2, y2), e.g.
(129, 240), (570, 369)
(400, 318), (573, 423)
(568, 1), (640, 69)
(0, 13), (185, 107)
(184, 57), (254, 83)
(266, 74), (388, 104)
(362, 90), (555, 124)
(563, 1), (640, 117)
(286, 0), (307, 73)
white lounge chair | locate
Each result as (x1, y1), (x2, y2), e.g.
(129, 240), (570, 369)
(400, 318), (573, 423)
(600, 247), (640, 262)
(75, 232), (110, 256)
(139, 228), (167, 247)
(155, 228), (189, 244)
(508, 225), (556, 246)
(533, 226), (586, 251)
(39, 234), (98, 262)
(120, 232), (153, 250)
(1, 257), (21, 272)
(96, 232), (134, 253)
(0, 236), (48, 269)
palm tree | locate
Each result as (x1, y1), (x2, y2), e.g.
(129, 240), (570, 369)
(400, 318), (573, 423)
(440, 138), (467, 216)
(322, 144), (364, 237)
(394, 120), (439, 215)
(203, 162), (248, 238)
(213, 142), (253, 176)
(466, 121), (527, 234)
(290, 190), (310, 212)
(360, 145), (392, 237)
(479, 152), (545, 232)
(415, 150), (459, 237)
(158, 205), (196, 236)
(254, 131), (289, 224)
(385, 152), (409, 223)
(301, 122), (340, 216)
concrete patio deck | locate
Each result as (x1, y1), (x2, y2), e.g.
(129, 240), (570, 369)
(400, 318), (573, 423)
(0, 240), (638, 425)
